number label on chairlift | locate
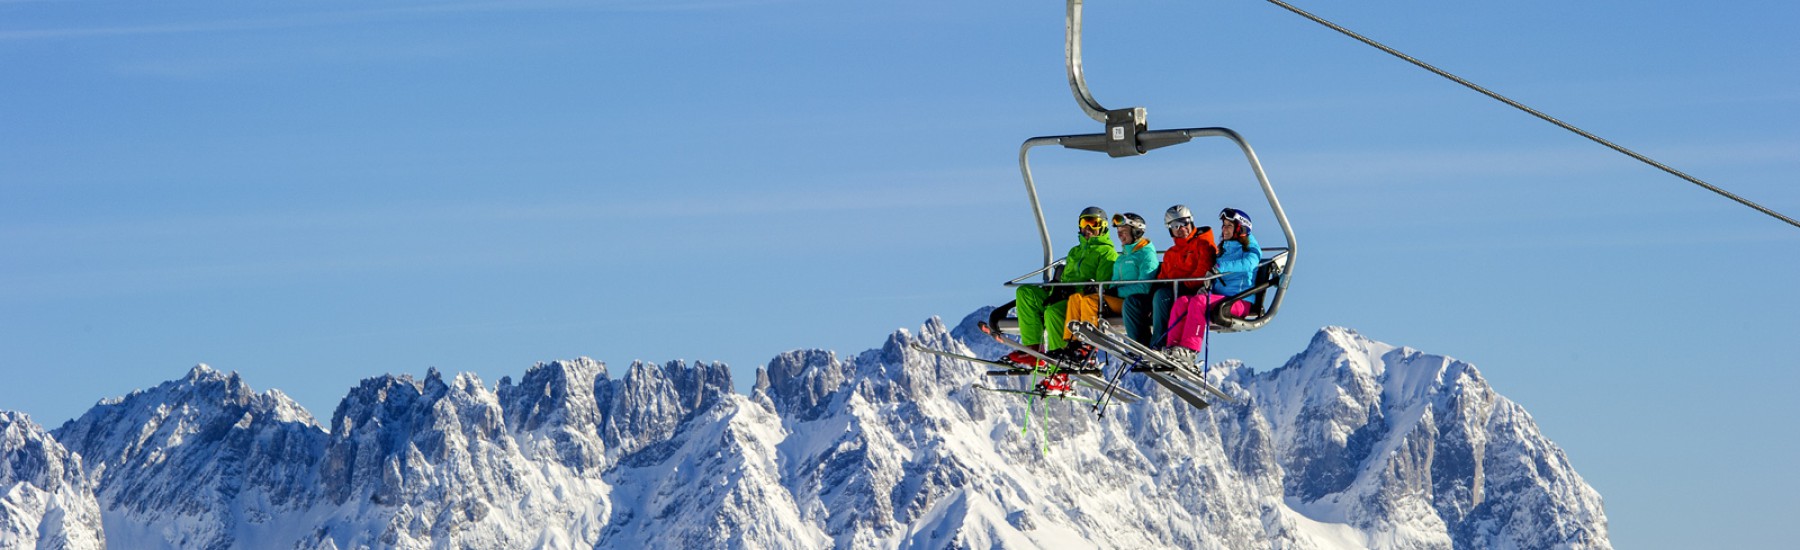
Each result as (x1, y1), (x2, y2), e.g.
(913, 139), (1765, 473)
(1111, 126), (1126, 141)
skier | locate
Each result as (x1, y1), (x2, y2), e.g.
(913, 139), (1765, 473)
(1208, 207), (1263, 320)
(1155, 205), (1217, 365)
(1109, 212), (1160, 347)
(1006, 207), (1117, 394)
(1164, 207), (1259, 364)
(1061, 210), (1128, 357)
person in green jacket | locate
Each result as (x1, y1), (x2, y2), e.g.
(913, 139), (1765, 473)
(1006, 207), (1119, 376)
(1110, 212), (1160, 347)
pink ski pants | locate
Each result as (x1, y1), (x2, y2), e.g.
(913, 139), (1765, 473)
(1166, 293), (1249, 351)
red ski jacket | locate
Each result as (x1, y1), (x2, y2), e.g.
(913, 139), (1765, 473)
(1157, 227), (1217, 294)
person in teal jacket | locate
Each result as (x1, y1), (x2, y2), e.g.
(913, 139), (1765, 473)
(1007, 207), (1118, 371)
(1110, 212), (1160, 346)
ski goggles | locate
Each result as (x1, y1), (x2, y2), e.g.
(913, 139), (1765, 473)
(1078, 215), (1108, 231)
(1166, 217), (1193, 230)
(1112, 213), (1145, 231)
(1219, 208), (1253, 230)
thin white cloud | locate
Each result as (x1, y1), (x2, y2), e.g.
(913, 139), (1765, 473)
(107, 38), (486, 78)
(0, 0), (802, 41)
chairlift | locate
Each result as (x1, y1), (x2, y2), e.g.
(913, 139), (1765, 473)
(988, 0), (1299, 337)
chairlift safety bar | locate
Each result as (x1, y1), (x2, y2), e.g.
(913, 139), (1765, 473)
(1003, 248), (1291, 289)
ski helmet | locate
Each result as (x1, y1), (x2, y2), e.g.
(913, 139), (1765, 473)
(1078, 206), (1108, 232)
(1112, 212), (1147, 241)
(1164, 205), (1194, 229)
(1219, 207), (1253, 232)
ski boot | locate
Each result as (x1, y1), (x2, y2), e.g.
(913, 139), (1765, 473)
(1055, 343), (1101, 370)
(1035, 372), (1074, 397)
(1003, 345), (1047, 369)
(1160, 346), (1197, 367)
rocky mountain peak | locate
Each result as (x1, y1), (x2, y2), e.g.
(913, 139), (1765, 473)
(50, 366), (326, 550)
(599, 360), (732, 458)
(1228, 326), (1605, 548)
(3, 412), (70, 489)
(497, 358), (610, 470)
(754, 349), (846, 421)
(0, 412), (105, 550)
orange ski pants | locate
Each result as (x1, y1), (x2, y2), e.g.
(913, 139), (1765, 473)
(1062, 293), (1123, 343)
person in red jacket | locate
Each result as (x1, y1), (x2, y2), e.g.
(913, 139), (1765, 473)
(1154, 205), (1216, 363)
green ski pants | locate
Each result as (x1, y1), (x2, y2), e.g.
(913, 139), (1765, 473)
(1015, 285), (1071, 350)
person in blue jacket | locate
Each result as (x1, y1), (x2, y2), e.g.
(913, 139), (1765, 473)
(1110, 212), (1160, 346)
(1210, 207), (1263, 306)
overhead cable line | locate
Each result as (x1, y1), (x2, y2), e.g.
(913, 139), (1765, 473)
(1261, 0), (1800, 230)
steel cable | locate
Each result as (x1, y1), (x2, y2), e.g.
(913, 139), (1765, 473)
(1262, 0), (1800, 229)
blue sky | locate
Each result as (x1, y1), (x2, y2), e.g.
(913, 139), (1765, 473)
(3, 0), (1795, 547)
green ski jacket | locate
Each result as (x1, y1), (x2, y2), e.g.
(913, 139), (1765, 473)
(1061, 233), (1119, 285)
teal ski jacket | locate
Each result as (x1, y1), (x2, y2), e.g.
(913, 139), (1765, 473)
(1112, 238), (1158, 297)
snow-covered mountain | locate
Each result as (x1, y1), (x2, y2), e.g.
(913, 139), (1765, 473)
(9, 310), (1609, 549)
(0, 412), (104, 549)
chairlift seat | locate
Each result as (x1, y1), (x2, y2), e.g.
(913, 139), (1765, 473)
(988, 249), (1288, 337)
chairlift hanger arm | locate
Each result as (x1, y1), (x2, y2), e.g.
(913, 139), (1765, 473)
(1065, 0), (1108, 123)
(1062, 0), (1153, 158)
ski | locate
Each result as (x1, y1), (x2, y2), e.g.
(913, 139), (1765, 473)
(1140, 371), (1214, 411)
(1069, 321), (1234, 406)
(908, 343), (1140, 403)
(974, 384), (1099, 404)
(969, 323), (1143, 403)
(1058, 322), (1211, 411)
(1161, 367), (1232, 403)
(1054, 321), (1163, 409)
(910, 343), (1048, 374)
(973, 322), (1103, 374)
(1071, 321), (1234, 403)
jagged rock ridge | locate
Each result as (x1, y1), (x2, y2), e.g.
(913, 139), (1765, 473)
(17, 311), (1607, 549)
(0, 412), (105, 550)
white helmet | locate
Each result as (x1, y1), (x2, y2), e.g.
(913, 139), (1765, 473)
(1112, 212), (1147, 241)
(1164, 205), (1194, 229)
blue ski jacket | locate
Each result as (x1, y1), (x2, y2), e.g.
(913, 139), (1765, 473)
(1212, 233), (1263, 299)
(1112, 238), (1158, 297)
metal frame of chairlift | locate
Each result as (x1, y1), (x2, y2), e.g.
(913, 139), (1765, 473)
(1003, 0), (1299, 335)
